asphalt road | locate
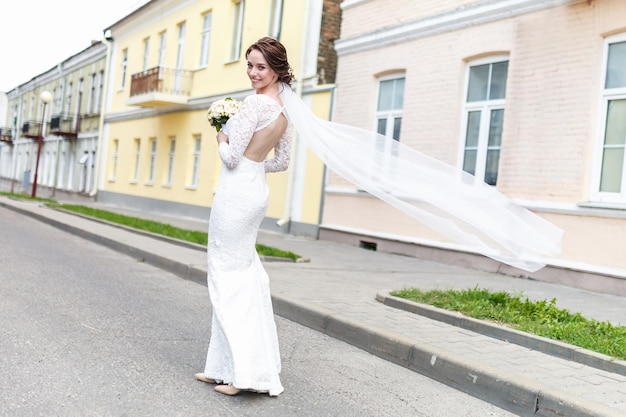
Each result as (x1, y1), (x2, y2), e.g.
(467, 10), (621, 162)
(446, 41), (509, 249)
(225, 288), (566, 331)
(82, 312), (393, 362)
(0, 206), (517, 417)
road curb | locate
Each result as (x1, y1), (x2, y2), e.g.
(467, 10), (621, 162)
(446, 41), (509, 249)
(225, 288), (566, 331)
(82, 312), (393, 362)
(376, 291), (626, 378)
(272, 294), (623, 417)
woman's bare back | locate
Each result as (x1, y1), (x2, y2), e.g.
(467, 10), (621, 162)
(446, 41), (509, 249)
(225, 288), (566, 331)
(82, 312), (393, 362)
(243, 113), (288, 162)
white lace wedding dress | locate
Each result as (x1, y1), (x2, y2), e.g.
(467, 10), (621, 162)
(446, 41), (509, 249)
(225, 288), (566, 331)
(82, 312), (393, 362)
(202, 93), (291, 396)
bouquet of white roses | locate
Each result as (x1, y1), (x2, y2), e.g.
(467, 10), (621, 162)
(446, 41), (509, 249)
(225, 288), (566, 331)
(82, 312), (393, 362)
(207, 97), (241, 132)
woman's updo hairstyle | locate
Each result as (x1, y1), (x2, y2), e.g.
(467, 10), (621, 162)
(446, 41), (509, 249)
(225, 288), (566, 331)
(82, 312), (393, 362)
(246, 37), (295, 87)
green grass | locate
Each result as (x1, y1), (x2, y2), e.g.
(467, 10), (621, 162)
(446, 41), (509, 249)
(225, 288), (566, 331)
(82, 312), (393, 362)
(391, 286), (626, 360)
(0, 191), (55, 203)
(1, 193), (299, 260)
(51, 203), (301, 260)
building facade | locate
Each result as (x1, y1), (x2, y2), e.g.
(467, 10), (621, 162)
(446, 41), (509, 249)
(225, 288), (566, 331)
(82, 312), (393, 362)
(98, 0), (340, 236)
(1, 42), (107, 198)
(325, 0), (626, 293)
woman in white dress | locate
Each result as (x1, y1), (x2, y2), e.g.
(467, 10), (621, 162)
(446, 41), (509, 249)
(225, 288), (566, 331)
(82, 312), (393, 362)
(195, 37), (293, 397)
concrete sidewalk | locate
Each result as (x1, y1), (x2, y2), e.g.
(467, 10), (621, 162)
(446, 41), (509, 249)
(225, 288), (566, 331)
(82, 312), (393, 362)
(2, 196), (625, 417)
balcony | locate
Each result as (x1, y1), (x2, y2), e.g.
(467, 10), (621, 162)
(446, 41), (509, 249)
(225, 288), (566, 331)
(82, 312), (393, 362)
(127, 66), (193, 107)
(79, 113), (100, 132)
(0, 127), (14, 144)
(49, 113), (79, 138)
(21, 120), (44, 139)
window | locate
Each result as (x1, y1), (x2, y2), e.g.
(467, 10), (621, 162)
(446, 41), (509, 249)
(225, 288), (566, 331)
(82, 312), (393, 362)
(191, 135), (201, 187)
(65, 82), (73, 115)
(375, 76), (405, 142)
(460, 58), (508, 186)
(142, 37), (150, 72)
(96, 70), (104, 113)
(594, 35), (626, 201)
(199, 12), (212, 67)
(51, 88), (57, 116)
(76, 79), (83, 121)
(88, 73), (96, 114)
(148, 138), (157, 183)
(133, 139), (141, 182)
(111, 139), (119, 180)
(268, 0), (283, 39)
(230, 0), (245, 61)
(158, 31), (167, 68)
(166, 137), (176, 186)
(121, 49), (128, 89)
(175, 22), (186, 93)
(57, 81), (65, 115)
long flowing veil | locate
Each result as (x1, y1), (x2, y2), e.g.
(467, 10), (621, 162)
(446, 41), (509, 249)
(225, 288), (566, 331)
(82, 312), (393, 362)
(279, 83), (563, 273)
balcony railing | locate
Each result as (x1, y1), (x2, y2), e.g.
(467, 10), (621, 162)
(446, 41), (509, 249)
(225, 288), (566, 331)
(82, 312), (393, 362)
(128, 66), (193, 107)
(0, 127), (14, 144)
(50, 113), (79, 138)
(79, 113), (100, 132)
(21, 121), (44, 139)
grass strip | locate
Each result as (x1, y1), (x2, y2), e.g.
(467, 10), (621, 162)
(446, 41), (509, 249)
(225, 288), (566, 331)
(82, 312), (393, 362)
(0, 191), (55, 203)
(391, 286), (626, 360)
(52, 203), (300, 260)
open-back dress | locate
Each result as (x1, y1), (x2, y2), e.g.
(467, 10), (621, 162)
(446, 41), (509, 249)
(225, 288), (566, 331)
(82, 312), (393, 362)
(202, 93), (291, 396)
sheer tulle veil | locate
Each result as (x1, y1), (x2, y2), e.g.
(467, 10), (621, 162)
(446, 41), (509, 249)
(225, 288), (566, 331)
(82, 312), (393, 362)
(278, 83), (563, 272)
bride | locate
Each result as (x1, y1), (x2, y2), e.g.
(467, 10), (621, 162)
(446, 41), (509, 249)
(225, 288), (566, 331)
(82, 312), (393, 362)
(195, 37), (294, 396)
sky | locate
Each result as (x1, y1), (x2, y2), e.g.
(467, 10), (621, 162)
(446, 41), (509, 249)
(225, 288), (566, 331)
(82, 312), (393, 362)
(0, 0), (150, 92)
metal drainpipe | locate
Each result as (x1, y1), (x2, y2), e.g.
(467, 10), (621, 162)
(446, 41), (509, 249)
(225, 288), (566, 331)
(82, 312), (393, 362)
(276, 0), (311, 229)
(89, 36), (112, 197)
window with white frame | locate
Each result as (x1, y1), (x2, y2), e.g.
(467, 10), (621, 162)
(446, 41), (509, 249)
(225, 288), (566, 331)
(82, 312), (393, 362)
(96, 70), (104, 112)
(65, 82), (73, 115)
(88, 73), (96, 114)
(132, 139), (141, 182)
(142, 37), (150, 72)
(158, 31), (167, 68)
(375, 76), (405, 142)
(166, 137), (176, 186)
(57, 81), (64, 115)
(594, 35), (626, 202)
(76, 79), (83, 123)
(191, 135), (201, 187)
(121, 49), (128, 89)
(148, 138), (157, 183)
(268, 0), (283, 39)
(199, 12), (212, 67)
(51, 88), (57, 115)
(230, 0), (245, 61)
(111, 139), (119, 180)
(175, 22), (186, 93)
(460, 57), (508, 186)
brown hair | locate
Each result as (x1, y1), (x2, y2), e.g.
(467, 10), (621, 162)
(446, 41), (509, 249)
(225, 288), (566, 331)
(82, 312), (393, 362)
(246, 37), (294, 87)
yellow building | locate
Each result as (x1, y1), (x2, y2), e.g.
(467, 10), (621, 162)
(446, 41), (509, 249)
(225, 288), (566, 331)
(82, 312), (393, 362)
(1, 42), (106, 198)
(325, 0), (626, 294)
(99, 0), (341, 236)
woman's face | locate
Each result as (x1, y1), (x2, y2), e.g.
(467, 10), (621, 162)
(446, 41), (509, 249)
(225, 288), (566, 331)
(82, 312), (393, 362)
(247, 49), (278, 93)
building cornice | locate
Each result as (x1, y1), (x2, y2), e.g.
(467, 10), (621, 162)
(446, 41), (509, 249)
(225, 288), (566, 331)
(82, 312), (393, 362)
(335, 0), (586, 56)
(6, 42), (107, 96)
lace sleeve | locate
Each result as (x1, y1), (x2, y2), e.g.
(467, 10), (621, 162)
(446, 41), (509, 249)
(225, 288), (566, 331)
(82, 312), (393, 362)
(264, 123), (292, 173)
(218, 96), (258, 168)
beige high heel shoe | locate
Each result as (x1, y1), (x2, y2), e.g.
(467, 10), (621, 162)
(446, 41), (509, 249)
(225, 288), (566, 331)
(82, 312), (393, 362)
(214, 385), (241, 396)
(194, 373), (217, 384)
